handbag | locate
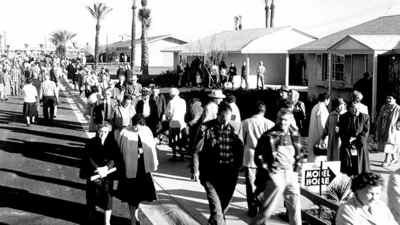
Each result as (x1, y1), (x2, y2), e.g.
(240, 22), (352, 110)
(313, 144), (327, 156)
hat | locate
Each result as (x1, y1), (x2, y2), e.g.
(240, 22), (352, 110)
(142, 87), (151, 96)
(208, 89), (226, 99)
(169, 88), (180, 96)
(280, 85), (290, 92)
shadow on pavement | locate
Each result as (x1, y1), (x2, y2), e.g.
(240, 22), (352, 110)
(0, 185), (129, 225)
(0, 109), (86, 131)
(0, 125), (87, 143)
(0, 139), (83, 168)
(0, 168), (86, 190)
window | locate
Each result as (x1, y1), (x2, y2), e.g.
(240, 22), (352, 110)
(332, 54), (345, 81)
(317, 54), (328, 80)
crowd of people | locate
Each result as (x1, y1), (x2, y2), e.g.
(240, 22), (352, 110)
(2, 52), (400, 225)
(174, 58), (266, 89)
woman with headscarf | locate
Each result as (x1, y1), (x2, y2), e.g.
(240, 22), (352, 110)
(376, 95), (400, 167)
(338, 102), (370, 176)
(116, 114), (158, 225)
(81, 123), (117, 225)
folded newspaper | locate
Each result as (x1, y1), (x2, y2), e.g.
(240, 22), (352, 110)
(90, 167), (117, 181)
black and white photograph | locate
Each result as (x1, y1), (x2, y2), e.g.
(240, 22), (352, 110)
(0, 0), (400, 225)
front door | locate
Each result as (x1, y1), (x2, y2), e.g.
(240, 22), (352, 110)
(377, 55), (400, 110)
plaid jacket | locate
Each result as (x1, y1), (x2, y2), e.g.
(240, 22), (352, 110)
(196, 119), (244, 179)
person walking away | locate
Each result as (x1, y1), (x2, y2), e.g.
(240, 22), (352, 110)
(40, 74), (58, 121)
(150, 86), (167, 137)
(22, 78), (38, 126)
(32, 71), (42, 119)
(116, 115), (158, 225)
(186, 98), (203, 181)
(338, 102), (370, 176)
(136, 88), (159, 136)
(251, 108), (303, 225)
(240, 61), (248, 89)
(336, 172), (397, 225)
(239, 101), (274, 217)
(307, 93), (330, 162)
(177, 61), (184, 87)
(3, 67), (11, 101)
(0, 67), (6, 101)
(166, 88), (187, 160)
(80, 124), (117, 225)
(288, 90), (306, 136)
(10, 64), (21, 96)
(320, 98), (346, 161)
(196, 103), (244, 225)
(256, 61), (265, 90)
(376, 95), (400, 167)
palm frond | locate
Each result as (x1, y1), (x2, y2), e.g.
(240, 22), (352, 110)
(326, 175), (352, 203)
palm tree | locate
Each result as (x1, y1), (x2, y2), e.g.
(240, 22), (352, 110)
(265, 0), (270, 28)
(131, 0), (137, 69)
(49, 30), (77, 58)
(270, 0), (275, 28)
(139, 0), (151, 76)
(86, 2), (112, 69)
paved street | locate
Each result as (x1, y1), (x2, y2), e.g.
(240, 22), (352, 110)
(0, 79), (398, 225)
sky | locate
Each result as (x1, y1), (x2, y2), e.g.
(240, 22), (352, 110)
(1, 0), (400, 49)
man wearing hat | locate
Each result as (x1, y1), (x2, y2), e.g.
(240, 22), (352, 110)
(202, 89), (226, 123)
(136, 87), (159, 136)
(166, 88), (187, 160)
(125, 70), (142, 99)
(272, 85), (291, 121)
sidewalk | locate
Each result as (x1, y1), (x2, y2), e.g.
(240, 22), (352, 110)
(63, 79), (288, 225)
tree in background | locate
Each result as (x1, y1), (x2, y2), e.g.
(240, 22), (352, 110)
(86, 2), (112, 69)
(49, 30), (77, 59)
(139, 0), (151, 76)
(131, 0), (137, 69)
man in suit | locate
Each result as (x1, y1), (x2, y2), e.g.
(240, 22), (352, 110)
(150, 85), (167, 135)
(93, 88), (117, 127)
(136, 88), (159, 136)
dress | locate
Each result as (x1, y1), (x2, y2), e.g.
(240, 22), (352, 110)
(117, 135), (157, 206)
(338, 112), (370, 176)
(323, 111), (341, 161)
(307, 102), (329, 161)
(376, 103), (400, 153)
(81, 135), (117, 210)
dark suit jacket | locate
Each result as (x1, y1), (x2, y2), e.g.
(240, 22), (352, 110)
(136, 99), (159, 134)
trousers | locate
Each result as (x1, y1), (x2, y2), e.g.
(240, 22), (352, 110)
(251, 170), (301, 225)
(201, 171), (238, 225)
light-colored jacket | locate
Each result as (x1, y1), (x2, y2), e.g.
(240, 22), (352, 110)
(376, 103), (400, 147)
(239, 114), (275, 168)
(336, 196), (397, 225)
(166, 96), (187, 129)
(307, 102), (329, 161)
(388, 168), (400, 225)
(117, 125), (158, 179)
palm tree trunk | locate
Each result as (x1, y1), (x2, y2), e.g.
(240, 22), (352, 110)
(95, 22), (100, 69)
(141, 21), (149, 76)
(270, 0), (275, 28)
(265, 2), (269, 28)
(131, 0), (137, 69)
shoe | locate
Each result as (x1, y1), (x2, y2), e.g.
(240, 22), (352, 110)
(26, 123), (30, 127)
(191, 174), (199, 182)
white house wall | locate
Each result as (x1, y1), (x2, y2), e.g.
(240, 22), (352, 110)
(223, 53), (286, 85)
